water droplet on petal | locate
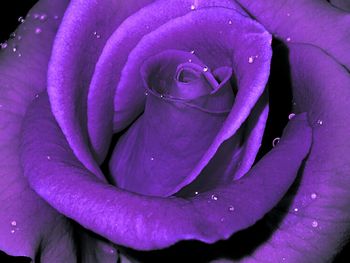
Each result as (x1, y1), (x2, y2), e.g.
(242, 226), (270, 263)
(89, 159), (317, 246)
(1, 42), (8, 49)
(54, 15), (59, 20)
(17, 35), (22, 41)
(203, 66), (209, 72)
(12, 46), (17, 53)
(46, 155), (51, 160)
(248, 56), (255, 64)
(312, 220), (318, 228)
(188, 59), (192, 63)
(272, 137), (280, 147)
(93, 31), (101, 39)
(40, 14), (48, 21)
(286, 37), (291, 42)
(35, 28), (42, 34)
(317, 119), (323, 125)
(10, 230), (15, 234)
(194, 191), (199, 195)
(150, 157), (154, 161)
(17, 53), (22, 58)
(288, 113), (296, 120)
(228, 206), (235, 212)
(11, 221), (17, 226)
(33, 14), (40, 19)
(294, 207), (299, 212)
(311, 193), (317, 199)
(144, 90), (149, 96)
(190, 50), (195, 54)
(190, 4), (196, 10)
(228, 20), (232, 25)
(18, 16), (25, 23)
(211, 194), (218, 201)
(220, 218), (224, 222)
(35, 94), (40, 99)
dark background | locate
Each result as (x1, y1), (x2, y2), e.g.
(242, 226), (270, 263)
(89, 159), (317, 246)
(0, 1), (349, 262)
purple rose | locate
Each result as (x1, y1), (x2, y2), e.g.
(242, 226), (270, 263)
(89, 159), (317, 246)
(0, 0), (350, 262)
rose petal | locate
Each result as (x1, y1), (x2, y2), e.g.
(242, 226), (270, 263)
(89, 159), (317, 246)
(20, 92), (310, 250)
(239, 44), (350, 262)
(109, 49), (235, 196)
(47, 0), (154, 173)
(330, 0), (350, 11)
(114, 7), (272, 194)
(87, 0), (243, 160)
(0, 0), (77, 260)
(234, 0), (350, 70)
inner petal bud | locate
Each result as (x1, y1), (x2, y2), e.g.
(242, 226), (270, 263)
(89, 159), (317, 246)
(109, 50), (235, 197)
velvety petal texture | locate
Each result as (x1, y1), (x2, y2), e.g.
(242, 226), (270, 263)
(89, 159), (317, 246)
(238, 45), (350, 263)
(0, 0), (76, 261)
(235, 0), (350, 70)
(20, 91), (311, 250)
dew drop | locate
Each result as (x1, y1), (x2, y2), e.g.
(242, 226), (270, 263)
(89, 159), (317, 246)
(150, 157), (154, 161)
(286, 37), (291, 42)
(17, 35), (22, 41)
(190, 4), (196, 10)
(194, 191), (199, 195)
(11, 221), (17, 226)
(54, 15), (59, 20)
(46, 155), (51, 160)
(35, 94), (40, 99)
(203, 66), (209, 72)
(312, 220), (318, 228)
(40, 14), (48, 21)
(190, 50), (195, 54)
(35, 28), (42, 34)
(10, 32), (16, 39)
(282, 257), (286, 261)
(228, 20), (232, 25)
(17, 53), (22, 58)
(220, 218), (224, 222)
(10, 230), (15, 234)
(12, 46), (17, 53)
(248, 56), (255, 64)
(311, 193), (317, 200)
(188, 59), (192, 63)
(1, 42), (8, 49)
(294, 207), (299, 212)
(18, 16), (25, 23)
(228, 205), (235, 212)
(287, 13), (291, 17)
(288, 113), (296, 120)
(33, 14), (40, 19)
(317, 119), (323, 125)
(93, 31), (101, 39)
(272, 137), (280, 148)
(144, 90), (149, 96)
(211, 194), (218, 201)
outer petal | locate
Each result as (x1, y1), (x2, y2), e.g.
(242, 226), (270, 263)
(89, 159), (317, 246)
(47, 0), (154, 173)
(235, 0), (350, 70)
(238, 45), (350, 263)
(20, 92), (311, 250)
(0, 1), (123, 262)
(0, 0), (76, 261)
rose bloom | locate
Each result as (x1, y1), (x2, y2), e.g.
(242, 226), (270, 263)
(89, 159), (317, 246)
(0, 0), (350, 262)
